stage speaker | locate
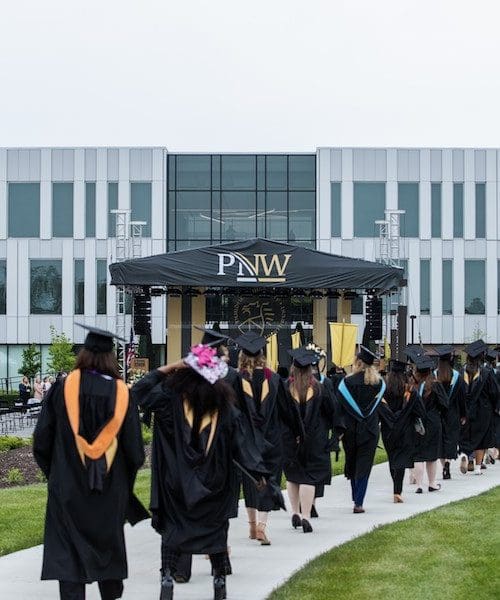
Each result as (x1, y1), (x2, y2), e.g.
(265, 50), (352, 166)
(365, 296), (383, 341)
(134, 291), (152, 335)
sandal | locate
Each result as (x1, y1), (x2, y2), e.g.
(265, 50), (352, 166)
(256, 522), (271, 545)
(248, 521), (257, 540)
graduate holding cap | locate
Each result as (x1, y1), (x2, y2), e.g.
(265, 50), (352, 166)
(433, 346), (467, 479)
(379, 360), (426, 503)
(33, 324), (147, 600)
(459, 340), (499, 475)
(281, 347), (342, 532)
(131, 340), (273, 600)
(336, 346), (386, 513)
(233, 331), (288, 546)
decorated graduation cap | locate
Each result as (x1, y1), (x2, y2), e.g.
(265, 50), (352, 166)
(357, 345), (377, 366)
(184, 343), (228, 384)
(434, 345), (455, 361)
(194, 325), (229, 348)
(288, 347), (318, 368)
(389, 359), (407, 374)
(415, 355), (435, 372)
(234, 331), (267, 357)
(76, 323), (125, 354)
(464, 339), (488, 358)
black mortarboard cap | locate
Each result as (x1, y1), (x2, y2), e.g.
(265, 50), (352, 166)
(486, 348), (498, 362)
(76, 323), (125, 354)
(194, 326), (229, 348)
(435, 345), (455, 361)
(405, 346), (423, 364)
(389, 359), (407, 374)
(234, 331), (267, 357)
(415, 355), (435, 372)
(357, 345), (377, 366)
(288, 348), (317, 368)
(464, 339), (487, 358)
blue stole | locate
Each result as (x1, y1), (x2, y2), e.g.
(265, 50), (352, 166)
(338, 378), (386, 419)
(433, 368), (459, 398)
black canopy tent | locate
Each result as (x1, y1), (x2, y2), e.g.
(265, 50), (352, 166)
(109, 238), (404, 292)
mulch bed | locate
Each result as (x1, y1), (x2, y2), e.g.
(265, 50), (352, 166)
(0, 444), (152, 489)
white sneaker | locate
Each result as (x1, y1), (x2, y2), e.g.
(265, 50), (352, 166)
(460, 456), (468, 474)
(474, 469), (483, 476)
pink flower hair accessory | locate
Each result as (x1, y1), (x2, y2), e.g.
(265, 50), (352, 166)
(184, 343), (228, 384)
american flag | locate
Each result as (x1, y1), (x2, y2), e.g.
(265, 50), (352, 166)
(126, 328), (136, 368)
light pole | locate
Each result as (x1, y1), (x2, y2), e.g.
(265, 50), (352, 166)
(410, 315), (416, 345)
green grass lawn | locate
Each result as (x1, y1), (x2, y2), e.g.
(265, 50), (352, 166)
(0, 447), (388, 558)
(268, 487), (500, 600)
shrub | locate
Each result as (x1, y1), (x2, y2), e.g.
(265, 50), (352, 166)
(4, 468), (25, 485)
(35, 470), (47, 483)
(0, 436), (27, 452)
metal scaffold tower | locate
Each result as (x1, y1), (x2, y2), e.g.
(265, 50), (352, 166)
(112, 211), (145, 376)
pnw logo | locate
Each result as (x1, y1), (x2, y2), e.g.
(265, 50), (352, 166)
(217, 252), (292, 283)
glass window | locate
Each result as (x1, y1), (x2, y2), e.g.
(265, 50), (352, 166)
(8, 183), (40, 237)
(108, 182), (118, 237)
(85, 182), (96, 237)
(498, 261), (500, 315)
(175, 191), (211, 240)
(288, 155), (315, 190)
(431, 183), (441, 238)
(176, 155), (211, 190)
(211, 155), (221, 190)
(398, 183), (419, 237)
(442, 260), (453, 315)
(0, 260), (6, 314)
(52, 183), (74, 237)
(131, 182), (152, 237)
(30, 260), (62, 314)
(221, 192), (256, 240)
(266, 192), (287, 240)
(420, 259), (430, 315)
(465, 260), (485, 314)
(475, 183), (486, 239)
(96, 259), (107, 314)
(353, 182), (386, 237)
(221, 156), (256, 190)
(289, 192), (315, 241)
(331, 182), (341, 237)
(168, 155), (176, 191)
(266, 155), (287, 190)
(453, 183), (464, 238)
(74, 259), (84, 315)
(257, 156), (265, 190)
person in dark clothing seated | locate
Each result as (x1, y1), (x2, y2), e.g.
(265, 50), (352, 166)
(33, 324), (147, 600)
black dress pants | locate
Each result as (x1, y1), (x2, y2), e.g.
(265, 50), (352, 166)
(59, 580), (124, 600)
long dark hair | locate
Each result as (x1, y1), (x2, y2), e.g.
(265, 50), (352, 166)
(466, 356), (480, 377)
(74, 348), (121, 379)
(385, 370), (407, 404)
(166, 368), (235, 449)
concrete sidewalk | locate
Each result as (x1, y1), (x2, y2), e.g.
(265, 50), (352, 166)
(1, 460), (499, 600)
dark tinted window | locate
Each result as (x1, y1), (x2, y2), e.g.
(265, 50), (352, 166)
(131, 182), (152, 237)
(331, 182), (341, 237)
(442, 260), (452, 315)
(31, 260), (62, 314)
(420, 259), (430, 314)
(52, 183), (73, 237)
(475, 183), (486, 238)
(0, 261), (5, 314)
(398, 182), (419, 237)
(353, 182), (385, 237)
(74, 259), (84, 315)
(96, 259), (107, 314)
(8, 183), (40, 237)
(108, 182), (118, 237)
(465, 260), (485, 314)
(85, 182), (96, 237)
(431, 183), (441, 238)
(453, 183), (463, 238)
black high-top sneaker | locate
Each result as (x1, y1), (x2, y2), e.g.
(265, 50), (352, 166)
(160, 569), (174, 600)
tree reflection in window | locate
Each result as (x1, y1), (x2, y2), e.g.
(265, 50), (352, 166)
(31, 260), (62, 314)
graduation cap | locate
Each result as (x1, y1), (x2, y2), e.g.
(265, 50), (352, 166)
(434, 345), (455, 361)
(288, 347), (318, 368)
(76, 323), (125, 354)
(464, 339), (487, 358)
(405, 346), (423, 364)
(194, 326), (229, 348)
(389, 359), (407, 374)
(234, 331), (267, 357)
(414, 355), (435, 372)
(357, 345), (377, 366)
(485, 348), (498, 362)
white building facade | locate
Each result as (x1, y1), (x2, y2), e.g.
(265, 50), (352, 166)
(1, 146), (499, 382)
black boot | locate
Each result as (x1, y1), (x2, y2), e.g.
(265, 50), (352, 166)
(160, 569), (174, 600)
(443, 461), (451, 480)
(213, 575), (227, 600)
(311, 504), (319, 518)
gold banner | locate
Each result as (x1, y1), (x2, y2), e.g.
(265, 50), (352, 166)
(291, 331), (302, 350)
(329, 322), (358, 368)
(266, 332), (278, 372)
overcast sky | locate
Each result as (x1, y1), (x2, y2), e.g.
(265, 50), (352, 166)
(1, 0), (499, 151)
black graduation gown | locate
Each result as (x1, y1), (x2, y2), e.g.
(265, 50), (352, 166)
(281, 380), (339, 486)
(33, 372), (146, 583)
(337, 372), (384, 480)
(131, 370), (269, 555)
(460, 367), (499, 455)
(380, 390), (425, 470)
(438, 370), (467, 459)
(236, 368), (286, 511)
(414, 382), (448, 462)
